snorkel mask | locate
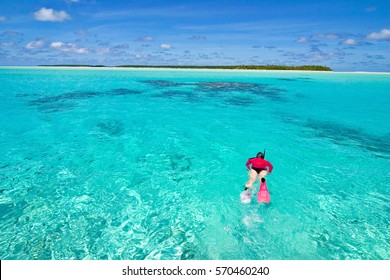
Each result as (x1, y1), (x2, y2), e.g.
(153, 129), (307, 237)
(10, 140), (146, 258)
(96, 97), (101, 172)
(256, 150), (266, 159)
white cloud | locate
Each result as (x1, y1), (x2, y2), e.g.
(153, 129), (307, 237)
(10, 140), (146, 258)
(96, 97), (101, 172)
(136, 36), (154, 42)
(314, 33), (340, 40)
(189, 35), (206, 40)
(74, 29), (88, 35)
(0, 16), (6, 22)
(50, 42), (64, 48)
(343, 39), (358, 46)
(50, 41), (88, 54)
(25, 39), (45, 49)
(366, 29), (390, 40)
(96, 48), (110, 55)
(34, 8), (71, 22)
(296, 37), (308, 43)
(1, 41), (14, 47)
(114, 43), (129, 49)
(160, 43), (172, 49)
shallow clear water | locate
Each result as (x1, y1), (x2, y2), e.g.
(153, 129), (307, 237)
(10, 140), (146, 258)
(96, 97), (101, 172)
(0, 67), (389, 260)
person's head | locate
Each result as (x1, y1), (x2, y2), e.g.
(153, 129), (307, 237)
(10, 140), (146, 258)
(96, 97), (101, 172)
(256, 152), (264, 159)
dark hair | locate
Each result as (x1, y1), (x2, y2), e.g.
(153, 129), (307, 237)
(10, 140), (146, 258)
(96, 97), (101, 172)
(256, 152), (264, 159)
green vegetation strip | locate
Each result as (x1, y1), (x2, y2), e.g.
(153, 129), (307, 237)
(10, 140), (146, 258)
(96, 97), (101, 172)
(39, 65), (332, 71)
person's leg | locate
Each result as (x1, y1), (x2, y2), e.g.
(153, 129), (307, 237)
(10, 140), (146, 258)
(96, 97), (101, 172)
(258, 170), (268, 181)
(245, 169), (258, 189)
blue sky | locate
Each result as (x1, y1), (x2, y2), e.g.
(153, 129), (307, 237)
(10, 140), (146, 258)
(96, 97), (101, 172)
(0, 0), (389, 71)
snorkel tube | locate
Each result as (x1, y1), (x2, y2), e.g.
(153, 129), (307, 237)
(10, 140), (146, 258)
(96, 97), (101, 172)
(257, 149), (266, 159)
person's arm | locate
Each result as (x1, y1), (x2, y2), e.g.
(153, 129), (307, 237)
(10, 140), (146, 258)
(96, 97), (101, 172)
(266, 161), (273, 173)
(245, 158), (252, 170)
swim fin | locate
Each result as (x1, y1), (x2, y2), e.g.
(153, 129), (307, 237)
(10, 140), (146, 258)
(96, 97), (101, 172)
(240, 188), (252, 204)
(257, 178), (270, 203)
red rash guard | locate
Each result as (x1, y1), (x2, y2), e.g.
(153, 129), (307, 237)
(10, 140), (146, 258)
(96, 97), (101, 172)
(246, 158), (273, 173)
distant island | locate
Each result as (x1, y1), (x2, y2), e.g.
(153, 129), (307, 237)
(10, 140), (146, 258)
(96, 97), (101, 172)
(39, 64), (333, 71)
(39, 64), (106, 68)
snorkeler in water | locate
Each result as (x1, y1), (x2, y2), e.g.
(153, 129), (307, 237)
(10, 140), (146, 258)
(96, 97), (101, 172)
(244, 151), (273, 191)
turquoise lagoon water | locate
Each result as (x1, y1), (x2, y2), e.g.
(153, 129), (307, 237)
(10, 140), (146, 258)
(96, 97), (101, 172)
(0, 67), (389, 260)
